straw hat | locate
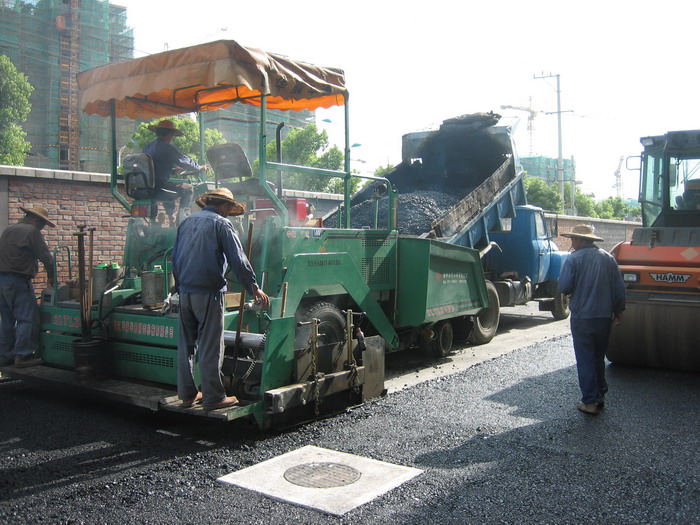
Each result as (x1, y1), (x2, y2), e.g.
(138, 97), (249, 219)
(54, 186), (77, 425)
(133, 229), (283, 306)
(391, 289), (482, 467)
(195, 187), (246, 215)
(19, 204), (55, 227)
(561, 224), (603, 242)
(147, 119), (184, 137)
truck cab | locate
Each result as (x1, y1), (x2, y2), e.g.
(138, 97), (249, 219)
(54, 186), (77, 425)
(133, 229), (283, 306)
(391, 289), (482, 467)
(484, 205), (568, 312)
(638, 131), (700, 227)
(485, 205), (566, 287)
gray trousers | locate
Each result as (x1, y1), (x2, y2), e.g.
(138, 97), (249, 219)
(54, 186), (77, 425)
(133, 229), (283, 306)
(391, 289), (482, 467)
(177, 292), (226, 405)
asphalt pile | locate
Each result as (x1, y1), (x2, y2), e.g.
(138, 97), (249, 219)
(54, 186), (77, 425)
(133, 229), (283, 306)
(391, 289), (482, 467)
(326, 190), (461, 235)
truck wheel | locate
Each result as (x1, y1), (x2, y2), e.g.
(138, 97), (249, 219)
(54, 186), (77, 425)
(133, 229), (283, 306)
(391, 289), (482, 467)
(452, 316), (473, 344)
(468, 280), (500, 345)
(552, 289), (570, 320)
(419, 320), (454, 358)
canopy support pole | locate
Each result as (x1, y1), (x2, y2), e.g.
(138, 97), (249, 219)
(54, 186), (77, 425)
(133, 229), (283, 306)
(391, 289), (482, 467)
(109, 99), (130, 212)
(258, 95), (288, 225)
(343, 95), (351, 228)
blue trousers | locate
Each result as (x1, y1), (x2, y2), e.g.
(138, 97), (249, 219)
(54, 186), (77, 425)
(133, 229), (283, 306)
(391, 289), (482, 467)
(0, 273), (39, 362)
(177, 292), (226, 405)
(570, 317), (611, 404)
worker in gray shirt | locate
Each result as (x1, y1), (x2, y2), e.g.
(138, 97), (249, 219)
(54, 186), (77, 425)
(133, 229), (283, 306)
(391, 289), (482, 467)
(172, 187), (269, 410)
(0, 204), (55, 368)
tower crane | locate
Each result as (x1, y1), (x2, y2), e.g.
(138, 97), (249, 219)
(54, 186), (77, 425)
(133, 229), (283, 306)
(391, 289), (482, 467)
(500, 100), (537, 156)
(614, 155), (624, 198)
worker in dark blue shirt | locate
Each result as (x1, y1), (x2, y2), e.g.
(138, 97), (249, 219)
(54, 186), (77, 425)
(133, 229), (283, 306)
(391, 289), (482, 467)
(143, 119), (206, 227)
(559, 224), (626, 416)
(172, 187), (269, 410)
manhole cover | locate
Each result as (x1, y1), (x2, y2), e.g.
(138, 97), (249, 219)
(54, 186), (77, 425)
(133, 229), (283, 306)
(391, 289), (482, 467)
(283, 462), (362, 488)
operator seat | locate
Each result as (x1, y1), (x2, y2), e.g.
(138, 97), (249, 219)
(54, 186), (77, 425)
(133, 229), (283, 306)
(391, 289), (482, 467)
(682, 180), (700, 210)
(207, 142), (276, 197)
(683, 190), (700, 210)
(207, 143), (253, 180)
(122, 153), (177, 219)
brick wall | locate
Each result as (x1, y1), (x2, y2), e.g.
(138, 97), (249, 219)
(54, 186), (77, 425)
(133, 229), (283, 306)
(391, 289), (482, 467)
(4, 175), (129, 290)
(550, 214), (640, 253)
(2, 166), (643, 292)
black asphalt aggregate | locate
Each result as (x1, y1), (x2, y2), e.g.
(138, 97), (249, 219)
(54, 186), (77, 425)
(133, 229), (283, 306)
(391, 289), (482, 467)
(1, 334), (699, 524)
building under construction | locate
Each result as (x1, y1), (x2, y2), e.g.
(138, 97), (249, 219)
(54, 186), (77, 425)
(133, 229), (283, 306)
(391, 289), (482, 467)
(1, 1), (317, 174)
(521, 156), (575, 185)
(0, 0), (134, 172)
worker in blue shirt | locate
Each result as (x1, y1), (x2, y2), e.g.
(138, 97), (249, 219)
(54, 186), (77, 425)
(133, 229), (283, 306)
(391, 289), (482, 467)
(172, 187), (269, 410)
(559, 224), (626, 415)
(143, 119), (206, 227)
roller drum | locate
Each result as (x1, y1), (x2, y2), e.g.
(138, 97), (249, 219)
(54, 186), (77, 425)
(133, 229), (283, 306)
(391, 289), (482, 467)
(607, 299), (700, 371)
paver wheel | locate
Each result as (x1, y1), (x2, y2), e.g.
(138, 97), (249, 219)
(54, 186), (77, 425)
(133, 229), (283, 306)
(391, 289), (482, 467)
(294, 301), (346, 376)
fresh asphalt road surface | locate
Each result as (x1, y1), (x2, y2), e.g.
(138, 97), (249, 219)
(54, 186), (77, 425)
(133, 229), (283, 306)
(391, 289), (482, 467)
(385, 304), (571, 392)
(1, 306), (698, 524)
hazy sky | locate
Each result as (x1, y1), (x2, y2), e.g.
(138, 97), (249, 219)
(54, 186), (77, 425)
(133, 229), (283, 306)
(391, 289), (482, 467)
(112, 0), (699, 200)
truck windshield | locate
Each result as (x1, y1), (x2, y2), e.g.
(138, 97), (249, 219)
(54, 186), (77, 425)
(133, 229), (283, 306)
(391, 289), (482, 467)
(670, 156), (700, 211)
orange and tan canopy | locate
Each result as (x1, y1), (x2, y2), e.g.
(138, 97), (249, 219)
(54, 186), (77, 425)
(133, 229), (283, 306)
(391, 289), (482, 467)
(77, 40), (347, 119)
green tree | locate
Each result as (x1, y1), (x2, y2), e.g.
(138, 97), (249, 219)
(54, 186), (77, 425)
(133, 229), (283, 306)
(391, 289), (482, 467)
(130, 116), (225, 179)
(594, 196), (631, 220)
(374, 163), (395, 179)
(628, 203), (642, 220)
(594, 198), (614, 219)
(255, 123), (359, 194)
(0, 55), (33, 166)
(575, 191), (598, 218)
(524, 176), (562, 212)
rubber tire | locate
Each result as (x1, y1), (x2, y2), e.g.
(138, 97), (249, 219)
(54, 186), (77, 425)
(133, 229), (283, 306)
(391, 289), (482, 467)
(468, 280), (500, 345)
(451, 315), (473, 344)
(552, 288), (570, 320)
(294, 301), (346, 360)
(420, 320), (454, 358)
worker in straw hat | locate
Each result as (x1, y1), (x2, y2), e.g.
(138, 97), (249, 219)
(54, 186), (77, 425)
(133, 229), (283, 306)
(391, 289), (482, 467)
(0, 204), (56, 368)
(143, 119), (209, 227)
(172, 187), (269, 410)
(558, 224), (626, 415)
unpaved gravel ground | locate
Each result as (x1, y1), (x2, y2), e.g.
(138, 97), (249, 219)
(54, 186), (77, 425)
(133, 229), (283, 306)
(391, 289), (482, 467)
(1, 335), (699, 525)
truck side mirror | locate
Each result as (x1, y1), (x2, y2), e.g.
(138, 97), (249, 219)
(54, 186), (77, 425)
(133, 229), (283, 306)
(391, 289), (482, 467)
(668, 162), (678, 188)
(626, 155), (641, 171)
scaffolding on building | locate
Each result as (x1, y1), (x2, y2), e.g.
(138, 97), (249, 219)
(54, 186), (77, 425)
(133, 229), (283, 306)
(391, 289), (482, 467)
(202, 105), (315, 168)
(1, 1), (320, 173)
(0, 0), (134, 172)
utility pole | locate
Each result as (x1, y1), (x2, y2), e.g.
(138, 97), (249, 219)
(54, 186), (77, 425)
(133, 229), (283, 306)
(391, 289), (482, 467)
(570, 155), (577, 216)
(534, 72), (565, 208)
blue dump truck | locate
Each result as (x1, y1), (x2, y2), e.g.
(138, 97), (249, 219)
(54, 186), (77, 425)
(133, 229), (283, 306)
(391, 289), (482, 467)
(335, 113), (570, 347)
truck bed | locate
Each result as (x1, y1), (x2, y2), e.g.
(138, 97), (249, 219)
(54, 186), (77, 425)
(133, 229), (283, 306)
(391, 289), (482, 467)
(328, 114), (526, 247)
